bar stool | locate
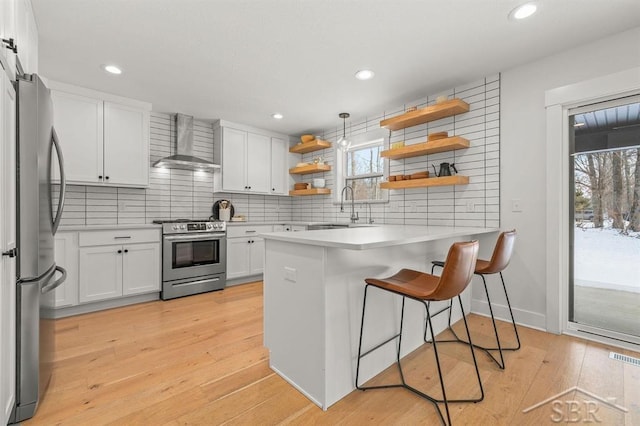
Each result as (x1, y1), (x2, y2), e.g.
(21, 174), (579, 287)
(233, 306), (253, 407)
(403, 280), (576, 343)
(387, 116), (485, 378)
(355, 241), (483, 426)
(431, 230), (519, 369)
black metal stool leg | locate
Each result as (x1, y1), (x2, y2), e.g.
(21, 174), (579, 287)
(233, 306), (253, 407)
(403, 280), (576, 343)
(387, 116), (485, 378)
(481, 274), (506, 369)
(500, 272), (521, 351)
(457, 295), (484, 402)
(356, 286), (405, 392)
(424, 301), (451, 425)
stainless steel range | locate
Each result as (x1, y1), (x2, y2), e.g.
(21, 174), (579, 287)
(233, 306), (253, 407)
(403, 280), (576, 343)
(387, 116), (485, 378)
(154, 220), (226, 300)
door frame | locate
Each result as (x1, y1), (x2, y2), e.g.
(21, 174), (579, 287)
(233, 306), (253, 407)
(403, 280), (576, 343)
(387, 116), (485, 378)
(545, 67), (640, 349)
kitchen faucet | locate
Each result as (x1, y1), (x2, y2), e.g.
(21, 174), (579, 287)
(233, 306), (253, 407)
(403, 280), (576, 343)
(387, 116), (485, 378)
(366, 203), (374, 224)
(340, 185), (359, 223)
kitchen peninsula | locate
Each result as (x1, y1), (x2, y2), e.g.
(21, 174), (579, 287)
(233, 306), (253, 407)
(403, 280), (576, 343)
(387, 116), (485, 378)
(262, 225), (498, 409)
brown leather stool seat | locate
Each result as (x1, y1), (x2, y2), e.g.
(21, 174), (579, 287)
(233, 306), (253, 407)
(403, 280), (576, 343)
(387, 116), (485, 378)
(355, 241), (484, 426)
(431, 230), (520, 369)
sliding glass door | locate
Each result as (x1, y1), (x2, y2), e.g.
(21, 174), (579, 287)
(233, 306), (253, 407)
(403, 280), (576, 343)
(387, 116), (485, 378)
(569, 97), (640, 344)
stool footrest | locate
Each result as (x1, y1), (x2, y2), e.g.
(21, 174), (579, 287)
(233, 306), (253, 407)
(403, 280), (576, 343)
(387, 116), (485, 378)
(431, 260), (445, 267)
(360, 332), (401, 359)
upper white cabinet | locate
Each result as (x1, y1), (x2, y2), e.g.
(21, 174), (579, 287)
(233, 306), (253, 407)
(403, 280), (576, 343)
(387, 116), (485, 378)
(49, 82), (151, 188)
(214, 120), (290, 196)
(0, 0), (37, 79)
(270, 137), (287, 195)
(103, 102), (150, 186)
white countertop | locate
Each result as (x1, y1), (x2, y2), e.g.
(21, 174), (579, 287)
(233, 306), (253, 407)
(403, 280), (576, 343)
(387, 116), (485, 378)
(261, 225), (499, 250)
(58, 223), (162, 232)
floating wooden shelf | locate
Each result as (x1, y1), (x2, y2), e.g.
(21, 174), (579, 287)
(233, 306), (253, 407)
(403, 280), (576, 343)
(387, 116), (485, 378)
(289, 188), (331, 196)
(289, 139), (332, 154)
(380, 175), (469, 189)
(289, 163), (332, 175)
(381, 136), (470, 160)
(380, 99), (470, 131)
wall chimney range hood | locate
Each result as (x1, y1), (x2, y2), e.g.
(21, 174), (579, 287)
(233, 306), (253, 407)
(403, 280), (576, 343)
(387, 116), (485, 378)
(153, 113), (220, 172)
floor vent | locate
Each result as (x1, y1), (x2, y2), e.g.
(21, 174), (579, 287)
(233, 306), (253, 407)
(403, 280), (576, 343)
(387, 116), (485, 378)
(610, 351), (640, 367)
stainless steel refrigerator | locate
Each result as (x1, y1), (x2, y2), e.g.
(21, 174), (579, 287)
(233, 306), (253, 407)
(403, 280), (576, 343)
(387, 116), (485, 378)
(10, 74), (67, 423)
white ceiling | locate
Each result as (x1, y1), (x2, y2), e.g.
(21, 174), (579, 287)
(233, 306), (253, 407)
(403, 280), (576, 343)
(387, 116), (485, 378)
(31, 0), (640, 136)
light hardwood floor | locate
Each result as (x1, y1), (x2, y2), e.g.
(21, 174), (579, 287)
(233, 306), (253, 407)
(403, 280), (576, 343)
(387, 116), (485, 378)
(24, 282), (639, 425)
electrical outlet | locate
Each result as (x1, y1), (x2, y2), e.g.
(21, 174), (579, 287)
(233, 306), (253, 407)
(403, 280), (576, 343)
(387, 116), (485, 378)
(512, 199), (522, 212)
(284, 267), (297, 283)
(466, 201), (475, 212)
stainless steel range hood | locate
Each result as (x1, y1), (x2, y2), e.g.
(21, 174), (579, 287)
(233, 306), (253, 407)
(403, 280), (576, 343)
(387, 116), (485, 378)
(153, 113), (220, 171)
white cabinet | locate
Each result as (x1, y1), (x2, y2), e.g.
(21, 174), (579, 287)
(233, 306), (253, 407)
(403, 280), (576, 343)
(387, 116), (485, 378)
(51, 91), (104, 184)
(220, 127), (270, 193)
(227, 238), (251, 279)
(77, 229), (160, 303)
(215, 121), (289, 196)
(53, 232), (78, 308)
(270, 137), (287, 195)
(79, 245), (122, 302)
(226, 225), (272, 280)
(50, 83), (151, 188)
(0, 66), (16, 426)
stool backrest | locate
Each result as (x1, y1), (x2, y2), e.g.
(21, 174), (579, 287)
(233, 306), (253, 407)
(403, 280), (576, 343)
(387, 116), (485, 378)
(432, 240), (479, 301)
(482, 229), (516, 274)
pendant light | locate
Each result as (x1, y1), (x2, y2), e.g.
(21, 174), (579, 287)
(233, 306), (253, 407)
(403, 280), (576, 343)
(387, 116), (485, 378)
(336, 112), (351, 151)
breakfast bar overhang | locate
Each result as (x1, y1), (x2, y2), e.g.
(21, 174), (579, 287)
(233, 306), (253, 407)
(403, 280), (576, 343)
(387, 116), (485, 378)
(261, 225), (498, 409)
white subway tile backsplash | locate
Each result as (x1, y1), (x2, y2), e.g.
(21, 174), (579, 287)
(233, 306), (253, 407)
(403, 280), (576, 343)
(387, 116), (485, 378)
(56, 76), (499, 228)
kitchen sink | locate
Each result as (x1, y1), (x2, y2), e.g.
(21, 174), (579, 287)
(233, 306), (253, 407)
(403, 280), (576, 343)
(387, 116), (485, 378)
(307, 223), (377, 230)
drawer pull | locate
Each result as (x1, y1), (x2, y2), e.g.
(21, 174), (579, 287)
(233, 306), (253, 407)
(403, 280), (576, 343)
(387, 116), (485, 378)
(245, 230), (257, 233)
(114, 236), (132, 239)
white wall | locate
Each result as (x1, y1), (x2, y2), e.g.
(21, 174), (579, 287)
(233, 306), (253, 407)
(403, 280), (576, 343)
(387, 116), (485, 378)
(482, 26), (640, 330)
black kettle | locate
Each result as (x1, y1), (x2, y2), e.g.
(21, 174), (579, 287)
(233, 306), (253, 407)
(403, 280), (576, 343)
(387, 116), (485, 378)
(432, 162), (457, 177)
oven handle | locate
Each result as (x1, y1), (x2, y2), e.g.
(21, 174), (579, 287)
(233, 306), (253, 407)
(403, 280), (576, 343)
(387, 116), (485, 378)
(164, 233), (226, 241)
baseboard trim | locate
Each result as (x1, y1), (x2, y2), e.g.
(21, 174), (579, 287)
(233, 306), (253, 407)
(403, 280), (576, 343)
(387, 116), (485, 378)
(471, 298), (546, 331)
(52, 293), (159, 318)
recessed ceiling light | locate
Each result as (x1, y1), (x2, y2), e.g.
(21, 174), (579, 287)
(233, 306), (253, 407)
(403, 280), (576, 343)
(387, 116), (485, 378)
(272, 113), (284, 120)
(509, 2), (537, 20)
(102, 64), (122, 75)
(355, 69), (375, 81)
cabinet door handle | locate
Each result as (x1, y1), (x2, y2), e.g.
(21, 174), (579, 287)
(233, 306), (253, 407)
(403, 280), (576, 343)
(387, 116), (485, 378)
(98, 175), (103, 179)
(117, 249), (122, 254)
(105, 176), (110, 180)
(124, 249), (129, 253)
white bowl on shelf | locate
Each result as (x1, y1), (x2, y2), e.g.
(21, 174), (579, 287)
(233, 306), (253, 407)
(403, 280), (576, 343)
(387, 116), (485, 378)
(312, 178), (326, 188)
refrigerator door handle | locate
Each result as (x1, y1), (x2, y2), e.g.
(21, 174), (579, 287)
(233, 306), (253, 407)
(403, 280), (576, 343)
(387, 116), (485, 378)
(41, 265), (67, 294)
(50, 127), (66, 234)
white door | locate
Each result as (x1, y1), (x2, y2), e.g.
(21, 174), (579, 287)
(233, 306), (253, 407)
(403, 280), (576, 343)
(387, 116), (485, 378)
(270, 137), (287, 195)
(51, 91), (104, 184)
(79, 245), (123, 302)
(0, 0), (16, 81)
(103, 102), (149, 187)
(226, 238), (251, 279)
(221, 127), (247, 192)
(0, 70), (17, 425)
(122, 243), (160, 295)
(246, 133), (271, 193)
(249, 237), (265, 275)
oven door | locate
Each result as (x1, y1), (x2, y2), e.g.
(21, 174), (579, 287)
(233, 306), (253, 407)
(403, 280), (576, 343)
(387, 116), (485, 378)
(162, 233), (226, 282)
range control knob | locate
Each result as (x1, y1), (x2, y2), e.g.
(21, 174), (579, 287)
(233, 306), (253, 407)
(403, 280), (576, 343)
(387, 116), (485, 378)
(180, 224), (187, 230)
(172, 225), (178, 230)
(206, 223), (213, 230)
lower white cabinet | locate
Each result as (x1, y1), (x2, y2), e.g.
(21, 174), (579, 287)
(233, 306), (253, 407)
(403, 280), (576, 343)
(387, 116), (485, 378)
(78, 242), (160, 303)
(54, 228), (161, 309)
(226, 225), (271, 280)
